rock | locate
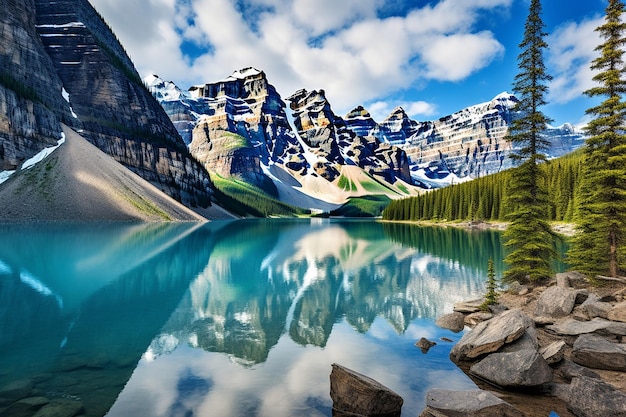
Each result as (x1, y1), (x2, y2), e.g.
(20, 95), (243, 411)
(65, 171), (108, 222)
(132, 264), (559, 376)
(0, 396), (49, 417)
(501, 327), (538, 353)
(435, 312), (465, 333)
(566, 376), (626, 417)
(469, 349), (553, 388)
(487, 304), (508, 315)
(464, 312), (493, 327)
(506, 281), (529, 296)
(571, 333), (626, 371)
(547, 317), (616, 336)
(440, 337), (454, 343)
(416, 338), (437, 353)
(330, 364), (403, 417)
(539, 340), (566, 364)
(450, 309), (531, 362)
(608, 301), (626, 323)
(32, 399), (84, 417)
(533, 286), (577, 319)
(580, 296), (612, 320)
(453, 299), (484, 314)
(555, 272), (571, 288)
(552, 359), (600, 383)
(419, 389), (524, 417)
(0, 379), (34, 401)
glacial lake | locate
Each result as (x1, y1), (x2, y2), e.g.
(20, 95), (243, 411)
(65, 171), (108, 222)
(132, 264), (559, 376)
(0, 219), (529, 416)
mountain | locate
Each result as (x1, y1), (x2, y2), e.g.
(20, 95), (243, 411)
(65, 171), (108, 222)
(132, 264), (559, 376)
(1, 0), (214, 218)
(150, 70), (586, 212)
(147, 70), (421, 210)
(344, 92), (587, 186)
(0, 125), (206, 221)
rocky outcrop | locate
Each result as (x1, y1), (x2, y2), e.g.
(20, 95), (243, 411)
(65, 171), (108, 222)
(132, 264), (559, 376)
(32, 0), (212, 207)
(0, 0), (73, 171)
(288, 89), (412, 184)
(330, 363), (403, 417)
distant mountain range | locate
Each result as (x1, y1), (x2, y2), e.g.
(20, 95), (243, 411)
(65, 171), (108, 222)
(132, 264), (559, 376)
(147, 69), (587, 210)
(0, 0), (587, 219)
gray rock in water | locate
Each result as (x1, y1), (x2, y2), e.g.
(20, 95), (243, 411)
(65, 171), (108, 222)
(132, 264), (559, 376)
(450, 309), (531, 363)
(416, 337), (437, 353)
(533, 286), (577, 319)
(435, 312), (465, 333)
(0, 379), (34, 401)
(419, 389), (524, 417)
(571, 333), (626, 371)
(330, 363), (403, 417)
(0, 396), (49, 417)
(566, 376), (626, 417)
(470, 349), (552, 388)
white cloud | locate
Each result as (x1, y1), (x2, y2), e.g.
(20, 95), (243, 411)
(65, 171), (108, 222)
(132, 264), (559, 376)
(90, 0), (513, 114)
(548, 17), (603, 103)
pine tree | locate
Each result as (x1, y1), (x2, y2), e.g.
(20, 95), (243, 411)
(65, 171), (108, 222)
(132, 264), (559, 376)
(503, 0), (557, 283)
(481, 258), (499, 311)
(569, 0), (626, 279)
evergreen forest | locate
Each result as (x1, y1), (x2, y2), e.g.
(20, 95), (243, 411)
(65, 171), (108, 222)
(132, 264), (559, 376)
(382, 149), (583, 224)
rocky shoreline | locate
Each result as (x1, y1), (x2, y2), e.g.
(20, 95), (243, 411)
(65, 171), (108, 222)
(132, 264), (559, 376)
(423, 271), (626, 417)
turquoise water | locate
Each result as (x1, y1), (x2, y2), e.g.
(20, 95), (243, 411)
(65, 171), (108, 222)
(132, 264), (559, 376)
(0, 219), (510, 416)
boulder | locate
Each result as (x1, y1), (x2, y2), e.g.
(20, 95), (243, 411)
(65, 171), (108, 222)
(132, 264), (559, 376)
(608, 301), (626, 323)
(419, 389), (524, 417)
(330, 364), (403, 417)
(464, 312), (493, 327)
(566, 376), (626, 417)
(453, 299), (484, 314)
(555, 272), (571, 288)
(506, 281), (529, 296)
(435, 312), (465, 333)
(0, 379), (34, 401)
(533, 286), (577, 319)
(469, 349), (553, 389)
(501, 327), (538, 353)
(571, 334), (626, 371)
(0, 396), (49, 417)
(552, 360), (600, 383)
(547, 317), (616, 336)
(450, 309), (531, 362)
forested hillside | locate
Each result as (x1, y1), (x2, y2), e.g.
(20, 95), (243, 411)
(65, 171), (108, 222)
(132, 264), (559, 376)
(382, 150), (583, 223)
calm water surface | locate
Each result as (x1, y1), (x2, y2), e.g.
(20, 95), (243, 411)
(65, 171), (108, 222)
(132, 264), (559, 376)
(0, 219), (511, 416)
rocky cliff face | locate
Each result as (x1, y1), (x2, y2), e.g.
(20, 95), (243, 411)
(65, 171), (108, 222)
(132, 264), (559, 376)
(0, 0), (73, 171)
(28, 0), (212, 206)
(344, 93), (587, 183)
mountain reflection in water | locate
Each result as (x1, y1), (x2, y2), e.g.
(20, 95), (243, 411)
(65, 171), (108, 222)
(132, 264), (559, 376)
(0, 219), (512, 416)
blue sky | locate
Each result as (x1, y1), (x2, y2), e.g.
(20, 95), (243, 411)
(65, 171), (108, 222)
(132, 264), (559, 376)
(90, 0), (608, 126)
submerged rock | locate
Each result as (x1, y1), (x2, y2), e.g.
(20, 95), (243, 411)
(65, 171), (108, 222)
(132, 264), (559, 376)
(330, 363), (403, 417)
(419, 389), (524, 417)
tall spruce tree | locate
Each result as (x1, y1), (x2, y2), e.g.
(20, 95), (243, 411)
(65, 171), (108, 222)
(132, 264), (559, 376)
(569, 0), (626, 279)
(503, 0), (556, 283)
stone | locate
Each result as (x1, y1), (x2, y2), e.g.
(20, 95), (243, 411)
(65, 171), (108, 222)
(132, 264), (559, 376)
(0, 379), (34, 401)
(330, 364), (403, 417)
(450, 309), (531, 362)
(571, 333), (626, 371)
(469, 349), (553, 388)
(416, 338), (437, 353)
(464, 312), (494, 327)
(555, 272), (571, 288)
(500, 327), (538, 353)
(453, 299), (484, 314)
(0, 396), (49, 417)
(579, 297), (612, 320)
(435, 312), (465, 333)
(546, 317), (615, 336)
(539, 340), (566, 364)
(533, 286), (577, 319)
(552, 360), (600, 383)
(608, 301), (626, 323)
(32, 399), (84, 417)
(419, 389), (524, 417)
(566, 376), (626, 417)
